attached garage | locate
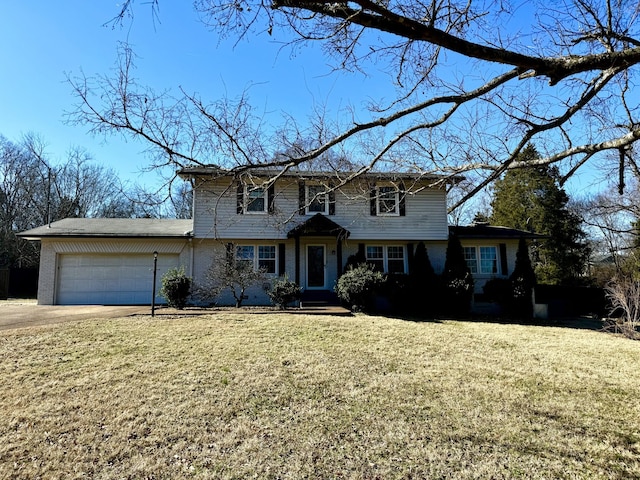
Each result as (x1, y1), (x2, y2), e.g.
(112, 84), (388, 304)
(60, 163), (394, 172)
(19, 218), (193, 306)
(56, 253), (180, 305)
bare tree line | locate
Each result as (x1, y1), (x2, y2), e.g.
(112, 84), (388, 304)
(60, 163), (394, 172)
(0, 133), (192, 268)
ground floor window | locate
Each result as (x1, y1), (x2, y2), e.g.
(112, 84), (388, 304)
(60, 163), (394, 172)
(464, 246), (498, 274)
(366, 245), (406, 273)
(235, 245), (277, 273)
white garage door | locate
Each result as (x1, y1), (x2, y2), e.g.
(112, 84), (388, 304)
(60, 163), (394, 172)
(56, 254), (180, 305)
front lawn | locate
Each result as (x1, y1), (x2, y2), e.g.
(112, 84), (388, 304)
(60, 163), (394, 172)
(1, 313), (639, 479)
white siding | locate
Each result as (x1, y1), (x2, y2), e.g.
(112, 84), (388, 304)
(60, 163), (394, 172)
(191, 239), (295, 306)
(192, 176), (449, 241)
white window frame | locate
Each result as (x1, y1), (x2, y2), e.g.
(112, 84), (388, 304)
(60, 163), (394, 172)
(257, 245), (277, 274)
(376, 185), (400, 216)
(244, 185), (268, 214)
(463, 247), (478, 274)
(386, 245), (406, 274)
(464, 246), (498, 275)
(305, 184), (329, 215)
(366, 246), (385, 272)
(235, 244), (277, 274)
(479, 246), (498, 275)
(366, 245), (406, 273)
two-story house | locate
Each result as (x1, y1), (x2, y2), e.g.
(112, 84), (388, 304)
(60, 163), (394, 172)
(19, 168), (539, 307)
(182, 168), (452, 306)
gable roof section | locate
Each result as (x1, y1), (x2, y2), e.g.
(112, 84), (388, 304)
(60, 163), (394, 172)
(449, 224), (546, 240)
(287, 213), (350, 240)
(18, 218), (193, 240)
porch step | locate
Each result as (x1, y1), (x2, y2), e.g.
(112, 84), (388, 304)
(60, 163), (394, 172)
(300, 289), (340, 307)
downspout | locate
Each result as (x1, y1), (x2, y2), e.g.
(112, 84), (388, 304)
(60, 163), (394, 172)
(294, 236), (300, 285)
(336, 237), (343, 277)
(189, 237), (194, 278)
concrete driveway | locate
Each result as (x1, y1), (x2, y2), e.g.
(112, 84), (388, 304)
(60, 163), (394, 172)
(0, 300), (149, 331)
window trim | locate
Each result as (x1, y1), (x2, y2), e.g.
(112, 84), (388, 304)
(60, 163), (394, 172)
(376, 185), (400, 216)
(244, 185), (268, 214)
(235, 244), (277, 274)
(365, 244), (407, 274)
(305, 184), (329, 215)
(464, 245), (499, 275)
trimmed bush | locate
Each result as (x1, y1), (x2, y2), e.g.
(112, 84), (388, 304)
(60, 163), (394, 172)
(160, 266), (192, 309)
(483, 277), (512, 306)
(509, 237), (536, 318)
(335, 263), (384, 312)
(442, 234), (474, 315)
(268, 275), (302, 309)
(407, 241), (438, 315)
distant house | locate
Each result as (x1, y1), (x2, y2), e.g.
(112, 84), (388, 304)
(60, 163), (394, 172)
(19, 169), (540, 308)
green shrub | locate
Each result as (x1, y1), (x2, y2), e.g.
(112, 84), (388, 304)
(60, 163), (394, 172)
(483, 278), (512, 305)
(160, 266), (192, 309)
(442, 234), (474, 315)
(376, 273), (410, 313)
(268, 275), (302, 309)
(509, 237), (536, 318)
(335, 263), (384, 312)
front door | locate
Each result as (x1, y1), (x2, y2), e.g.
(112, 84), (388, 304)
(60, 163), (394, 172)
(306, 245), (326, 289)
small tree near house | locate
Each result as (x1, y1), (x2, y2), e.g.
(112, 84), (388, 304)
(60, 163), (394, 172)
(407, 241), (437, 314)
(443, 234), (474, 315)
(196, 243), (267, 308)
(509, 237), (537, 318)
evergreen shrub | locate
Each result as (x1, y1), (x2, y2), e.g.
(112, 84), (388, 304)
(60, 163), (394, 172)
(442, 234), (474, 315)
(335, 263), (384, 312)
(268, 275), (302, 309)
(160, 266), (192, 309)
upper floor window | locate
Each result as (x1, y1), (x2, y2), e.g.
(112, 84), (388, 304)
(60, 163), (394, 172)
(306, 185), (328, 214)
(366, 245), (406, 274)
(245, 186), (267, 213)
(299, 181), (335, 215)
(370, 183), (406, 216)
(464, 246), (498, 274)
(237, 182), (274, 215)
(377, 186), (399, 215)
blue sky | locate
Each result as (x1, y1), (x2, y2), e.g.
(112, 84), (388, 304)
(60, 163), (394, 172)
(0, 2), (383, 188)
(0, 2), (605, 197)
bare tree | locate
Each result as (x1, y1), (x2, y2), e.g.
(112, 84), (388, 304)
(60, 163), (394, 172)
(0, 134), (145, 268)
(195, 244), (268, 307)
(68, 1), (640, 211)
(605, 276), (640, 340)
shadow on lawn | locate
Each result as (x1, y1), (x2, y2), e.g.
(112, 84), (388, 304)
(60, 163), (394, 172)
(391, 312), (604, 332)
(145, 305), (605, 333)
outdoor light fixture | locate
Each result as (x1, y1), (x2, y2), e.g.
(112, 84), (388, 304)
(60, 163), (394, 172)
(151, 251), (158, 317)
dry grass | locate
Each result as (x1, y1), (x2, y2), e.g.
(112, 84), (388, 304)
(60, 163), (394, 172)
(1, 312), (639, 479)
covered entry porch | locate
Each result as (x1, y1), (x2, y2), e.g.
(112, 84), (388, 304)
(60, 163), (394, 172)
(287, 213), (350, 306)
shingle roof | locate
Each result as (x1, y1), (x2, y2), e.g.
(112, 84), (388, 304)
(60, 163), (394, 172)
(18, 218), (193, 240)
(178, 167), (462, 184)
(287, 213), (350, 239)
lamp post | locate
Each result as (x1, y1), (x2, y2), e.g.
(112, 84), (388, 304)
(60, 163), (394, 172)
(151, 251), (158, 317)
